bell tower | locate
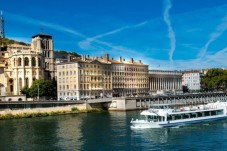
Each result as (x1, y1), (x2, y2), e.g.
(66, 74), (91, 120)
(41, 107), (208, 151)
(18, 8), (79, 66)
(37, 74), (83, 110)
(31, 33), (55, 79)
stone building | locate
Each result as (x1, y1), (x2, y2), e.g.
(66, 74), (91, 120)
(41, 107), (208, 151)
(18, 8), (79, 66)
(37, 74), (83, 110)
(109, 56), (149, 97)
(56, 54), (149, 100)
(149, 70), (183, 95)
(182, 70), (202, 91)
(0, 33), (55, 98)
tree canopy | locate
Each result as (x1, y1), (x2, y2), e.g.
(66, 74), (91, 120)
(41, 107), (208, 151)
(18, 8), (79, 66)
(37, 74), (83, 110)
(21, 79), (57, 100)
(201, 69), (227, 91)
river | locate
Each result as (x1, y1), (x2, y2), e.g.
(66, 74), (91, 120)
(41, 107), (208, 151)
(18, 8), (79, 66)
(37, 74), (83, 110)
(1, 110), (227, 151)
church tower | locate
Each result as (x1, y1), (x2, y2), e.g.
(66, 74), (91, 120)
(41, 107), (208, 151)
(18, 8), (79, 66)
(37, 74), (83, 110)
(31, 33), (55, 79)
(0, 10), (5, 38)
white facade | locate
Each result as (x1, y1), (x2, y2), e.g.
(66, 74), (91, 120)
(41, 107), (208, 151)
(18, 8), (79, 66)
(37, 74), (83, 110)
(149, 70), (182, 94)
(182, 71), (201, 91)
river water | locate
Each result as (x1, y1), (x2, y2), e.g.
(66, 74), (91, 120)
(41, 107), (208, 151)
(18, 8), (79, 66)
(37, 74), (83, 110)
(1, 111), (227, 151)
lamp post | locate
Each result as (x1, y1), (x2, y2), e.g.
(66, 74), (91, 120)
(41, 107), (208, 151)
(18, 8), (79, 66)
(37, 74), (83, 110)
(37, 83), (39, 101)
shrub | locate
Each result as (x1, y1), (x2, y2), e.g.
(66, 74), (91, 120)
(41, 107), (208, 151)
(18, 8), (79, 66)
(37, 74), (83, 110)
(71, 107), (78, 112)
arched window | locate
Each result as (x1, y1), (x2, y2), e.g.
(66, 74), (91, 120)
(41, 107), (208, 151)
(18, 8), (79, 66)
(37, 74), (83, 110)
(24, 57), (29, 66)
(18, 98), (22, 101)
(25, 78), (29, 86)
(8, 98), (12, 101)
(38, 58), (41, 66)
(19, 78), (22, 90)
(32, 57), (36, 66)
(18, 58), (22, 66)
(10, 85), (13, 92)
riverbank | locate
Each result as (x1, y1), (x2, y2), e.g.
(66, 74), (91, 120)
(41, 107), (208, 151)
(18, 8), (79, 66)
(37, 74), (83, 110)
(0, 106), (103, 120)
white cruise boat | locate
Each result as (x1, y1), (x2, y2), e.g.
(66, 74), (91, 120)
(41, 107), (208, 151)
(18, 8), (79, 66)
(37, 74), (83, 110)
(131, 101), (227, 128)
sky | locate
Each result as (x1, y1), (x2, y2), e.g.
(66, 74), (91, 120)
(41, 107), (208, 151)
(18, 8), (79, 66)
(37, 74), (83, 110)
(1, 0), (227, 70)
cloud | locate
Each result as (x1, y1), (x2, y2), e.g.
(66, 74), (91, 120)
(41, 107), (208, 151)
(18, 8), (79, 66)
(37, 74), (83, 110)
(163, 0), (176, 64)
(198, 15), (227, 58)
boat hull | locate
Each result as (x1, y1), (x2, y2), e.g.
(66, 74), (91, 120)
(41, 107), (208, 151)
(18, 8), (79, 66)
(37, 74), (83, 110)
(131, 115), (227, 129)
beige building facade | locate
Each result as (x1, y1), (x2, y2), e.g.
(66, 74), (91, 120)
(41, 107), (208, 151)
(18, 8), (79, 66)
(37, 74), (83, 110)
(57, 54), (149, 100)
(0, 33), (55, 98)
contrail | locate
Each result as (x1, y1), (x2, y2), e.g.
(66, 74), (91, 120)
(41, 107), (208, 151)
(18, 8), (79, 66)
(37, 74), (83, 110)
(198, 15), (227, 58)
(78, 20), (149, 48)
(163, 0), (176, 64)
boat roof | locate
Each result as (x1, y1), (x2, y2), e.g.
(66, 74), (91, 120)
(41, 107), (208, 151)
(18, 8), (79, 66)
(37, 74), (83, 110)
(141, 110), (159, 116)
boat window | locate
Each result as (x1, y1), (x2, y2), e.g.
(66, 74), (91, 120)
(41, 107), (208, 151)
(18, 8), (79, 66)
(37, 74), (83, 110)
(205, 111), (210, 116)
(183, 114), (190, 119)
(190, 113), (197, 118)
(167, 115), (172, 121)
(197, 112), (203, 117)
(175, 114), (182, 120)
(172, 116), (175, 120)
(211, 111), (216, 116)
(217, 110), (223, 115)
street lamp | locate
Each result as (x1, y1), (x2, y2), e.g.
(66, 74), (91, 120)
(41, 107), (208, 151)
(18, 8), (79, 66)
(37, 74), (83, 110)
(37, 83), (39, 101)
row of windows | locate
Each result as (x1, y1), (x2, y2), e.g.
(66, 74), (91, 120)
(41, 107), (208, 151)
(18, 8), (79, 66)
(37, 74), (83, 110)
(58, 70), (147, 77)
(112, 66), (147, 72)
(113, 78), (148, 82)
(59, 71), (76, 76)
(58, 64), (147, 72)
(58, 84), (112, 90)
(14, 57), (41, 67)
(113, 84), (149, 88)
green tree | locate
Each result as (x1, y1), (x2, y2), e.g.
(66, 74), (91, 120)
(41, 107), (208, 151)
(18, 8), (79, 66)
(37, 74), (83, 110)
(20, 85), (30, 97)
(201, 69), (227, 91)
(20, 79), (57, 100)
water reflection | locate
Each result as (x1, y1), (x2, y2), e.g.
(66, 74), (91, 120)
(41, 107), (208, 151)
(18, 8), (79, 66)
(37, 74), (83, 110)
(131, 128), (169, 144)
(1, 111), (227, 150)
(55, 114), (86, 150)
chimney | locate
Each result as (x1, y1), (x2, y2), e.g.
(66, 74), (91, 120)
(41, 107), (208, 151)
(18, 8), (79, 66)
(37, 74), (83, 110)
(130, 58), (134, 63)
(119, 56), (122, 62)
(139, 60), (142, 63)
(104, 53), (109, 62)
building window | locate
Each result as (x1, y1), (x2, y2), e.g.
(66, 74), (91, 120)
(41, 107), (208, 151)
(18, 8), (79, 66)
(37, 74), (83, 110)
(24, 57), (29, 66)
(10, 85), (13, 92)
(18, 58), (22, 66)
(38, 58), (41, 66)
(25, 78), (29, 86)
(32, 57), (36, 66)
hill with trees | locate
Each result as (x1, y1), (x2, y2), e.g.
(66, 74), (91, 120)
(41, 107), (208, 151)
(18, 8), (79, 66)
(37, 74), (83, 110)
(54, 50), (80, 59)
(0, 37), (30, 46)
